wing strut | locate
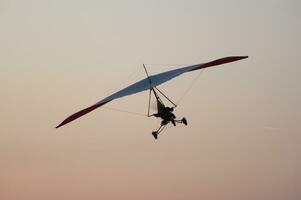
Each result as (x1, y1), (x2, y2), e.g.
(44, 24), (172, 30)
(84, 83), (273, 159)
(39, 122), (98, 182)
(143, 64), (177, 117)
(143, 64), (153, 117)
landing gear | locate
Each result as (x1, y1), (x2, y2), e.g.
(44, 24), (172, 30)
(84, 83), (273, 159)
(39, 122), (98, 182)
(173, 117), (188, 126)
(151, 117), (188, 139)
(163, 119), (176, 126)
(151, 124), (166, 140)
(182, 117), (188, 126)
(152, 131), (158, 139)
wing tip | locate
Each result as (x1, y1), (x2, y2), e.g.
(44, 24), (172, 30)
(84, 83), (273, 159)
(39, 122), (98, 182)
(55, 100), (111, 129)
(189, 56), (248, 72)
(225, 55), (248, 61)
(240, 56), (248, 59)
(56, 124), (63, 129)
(55, 117), (74, 129)
(212, 55), (249, 66)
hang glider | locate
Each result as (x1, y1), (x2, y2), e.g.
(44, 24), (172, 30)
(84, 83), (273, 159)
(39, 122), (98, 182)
(56, 56), (248, 131)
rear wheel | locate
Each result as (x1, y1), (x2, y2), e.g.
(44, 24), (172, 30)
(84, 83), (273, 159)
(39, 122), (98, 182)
(152, 131), (158, 139)
(182, 117), (188, 126)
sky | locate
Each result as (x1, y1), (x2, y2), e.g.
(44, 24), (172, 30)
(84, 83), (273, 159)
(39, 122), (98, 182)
(0, 0), (300, 199)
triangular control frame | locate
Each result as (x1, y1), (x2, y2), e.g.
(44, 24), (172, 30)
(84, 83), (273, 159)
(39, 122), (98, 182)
(143, 64), (177, 117)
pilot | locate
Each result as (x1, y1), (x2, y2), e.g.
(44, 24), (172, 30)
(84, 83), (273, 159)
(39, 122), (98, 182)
(154, 106), (176, 126)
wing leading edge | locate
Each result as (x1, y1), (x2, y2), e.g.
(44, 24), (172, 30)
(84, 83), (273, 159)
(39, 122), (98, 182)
(56, 56), (248, 128)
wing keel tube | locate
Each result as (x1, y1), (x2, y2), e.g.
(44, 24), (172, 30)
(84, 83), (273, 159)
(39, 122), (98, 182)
(56, 100), (111, 128)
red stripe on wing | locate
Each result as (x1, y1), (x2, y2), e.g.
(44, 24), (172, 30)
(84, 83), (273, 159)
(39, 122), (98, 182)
(189, 56), (248, 71)
(56, 100), (111, 128)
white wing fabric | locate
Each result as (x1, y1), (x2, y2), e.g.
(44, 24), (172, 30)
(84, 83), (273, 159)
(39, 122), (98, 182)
(56, 56), (247, 128)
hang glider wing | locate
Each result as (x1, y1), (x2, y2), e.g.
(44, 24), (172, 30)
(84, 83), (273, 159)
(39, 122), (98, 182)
(56, 56), (247, 128)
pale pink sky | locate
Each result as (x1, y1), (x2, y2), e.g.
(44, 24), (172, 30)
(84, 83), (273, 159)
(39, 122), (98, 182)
(0, 0), (300, 200)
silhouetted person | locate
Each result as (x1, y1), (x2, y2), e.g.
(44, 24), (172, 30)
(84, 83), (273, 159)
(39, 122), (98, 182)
(154, 106), (176, 126)
(151, 99), (187, 139)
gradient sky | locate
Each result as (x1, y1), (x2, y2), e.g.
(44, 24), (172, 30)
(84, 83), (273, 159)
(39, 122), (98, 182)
(0, 0), (300, 200)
